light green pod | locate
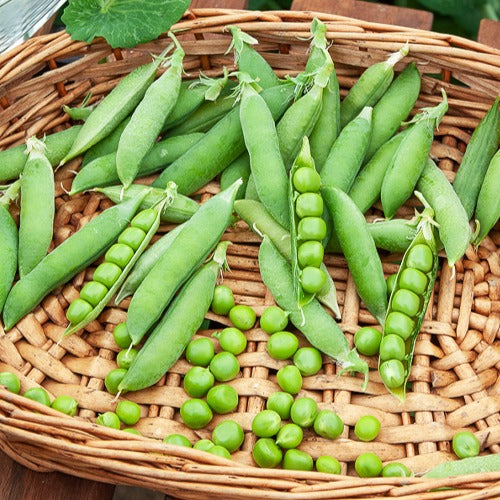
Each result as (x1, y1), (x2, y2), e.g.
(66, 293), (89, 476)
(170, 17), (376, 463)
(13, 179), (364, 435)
(220, 153), (251, 200)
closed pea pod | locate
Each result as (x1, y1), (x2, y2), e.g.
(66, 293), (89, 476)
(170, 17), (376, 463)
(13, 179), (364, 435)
(18, 137), (54, 277)
(118, 242), (229, 393)
(220, 153), (251, 200)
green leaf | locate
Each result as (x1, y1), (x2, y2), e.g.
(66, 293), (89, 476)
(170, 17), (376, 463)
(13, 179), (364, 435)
(62, 0), (191, 49)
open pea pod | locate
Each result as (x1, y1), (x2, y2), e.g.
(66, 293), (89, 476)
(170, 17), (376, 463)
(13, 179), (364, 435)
(60, 183), (178, 340)
(379, 195), (439, 400)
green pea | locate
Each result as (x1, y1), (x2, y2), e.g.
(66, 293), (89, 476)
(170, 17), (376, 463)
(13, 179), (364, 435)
(391, 289), (421, 317)
(293, 347), (322, 376)
(51, 395), (78, 416)
(379, 334), (406, 361)
(406, 243), (434, 273)
(217, 327), (247, 355)
(229, 304), (256, 330)
(163, 434), (192, 447)
(131, 208), (157, 232)
(276, 423), (303, 449)
(66, 298), (92, 324)
(113, 323), (132, 349)
(116, 400), (141, 425)
(209, 445), (231, 459)
(290, 397), (318, 428)
(354, 327), (382, 356)
(116, 348), (138, 369)
(193, 439), (214, 452)
(118, 226), (146, 251)
(385, 311), (414, 341)
(452, 431), (481, 459)
(186, 337), (215, 367)
(267, 331), (299, 360)
(386, 273), (398, 296)
(122, 428), (141, 435)
(297, 240), (324, 268)
(266, 391), (294, 420)
(354, 415), (381, 441)
(300, 266), (327, 294)
(105, 243), (134, 268)
(252, 438), (282, 468)
(0, 372), (20, 394)
(379, 359), (405, 389)
(297, 217), (327, 241)
(93, 262), (122, 288)
(316, 455), (342, 474)
(252, 409), (281, 438)
(79, 281), (108, 307)
(96, 411), (121, 429)
(23, 387), (50, 406)
(206, 384), (238, 414)
(293, 167), (321, 193)
(313, 409), (344, 439)
(183, 366), (215, 398)
(260, 306), (289, 334)
(212, 420), (244, 453)
(399, 268), (428, 295)
(105, 368), (128, 395)
(276, 365), (302, 394)
(211, 285), (235, 316)
(296, 192), (324, 218)
(283, 449), (314, 471)
(355, 452), (383, 477)
(382, 462), (412, 477)
(180, 398), (213, 429)
(209, 352), (240, 382)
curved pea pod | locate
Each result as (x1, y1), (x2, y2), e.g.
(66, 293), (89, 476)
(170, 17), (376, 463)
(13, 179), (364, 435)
(424, 455), (500, 478)
(320, 106), (372, 192)
(153, 83), (295, 194)
(227, 26), (280, 90)
(2, 190), (148, 331)
(220, 153), (251, 200)
(365, 62), (421, 161)
(259, 236), (368, 387)
(239, 74), (290, 229)
(340, 42), (409, 128)
(381, 90), (448, 219)
(474, 149), (500, 245)
(234, 198), (340, 319)
(417, 158), (472, 267)
(62, 185), (178, 339)
(118, 241), (229, 393)
(97, 184), (199, 224)
(63, 102), (94, 121)
(322, 186), (387, 325)
(379, 203), (438, 400)
(454, 97), (500, 219)
(70, 133), (203, 194)
(18, 138), (55, 278)
(0, 126), (81, 182)
(126, 179), (242, 345)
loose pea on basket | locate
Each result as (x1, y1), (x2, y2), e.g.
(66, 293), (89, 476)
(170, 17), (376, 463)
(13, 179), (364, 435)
(0, 9), (498, 499)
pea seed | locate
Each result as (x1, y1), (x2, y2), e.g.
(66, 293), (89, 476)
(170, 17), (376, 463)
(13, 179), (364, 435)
(391, 289), (421, 317)
(385, 311), (414, 341)
(290, 397), (318, 428)
(209, 351), (240, 382)
(180, 398), (213, 429)
(105, 368), (128, 395)
(297, 217), (327, 241)
(379, 334), (406, 361)
(217, 327), (247, 355)
(0, 372), (20, 394)
(79, 281), (108, 307)
(297, 240), (324, 268)
(399, 268), (428, 295)
(116, 400), (141, 425)
(193, 439), (214, 452)
(276, 423), (303, 449)
(406, 243), (433, 272)
(354, 415), (381, 441)
(183, 366), (215, 398)
(276, 365), (302, 394)
(51, 395), (78, 416)
(113, 323), (132, 349)
(382, 462), (412, 477)
(206, 384), (238, 414)
(266, 391), (294, 420)
(283, 449), (313, 471)
(293, 167), (321, 193)
(97, 411), (121, 429)
(118, 226), (146, 251)
(23, 387), (50, 406)
(300, 266), (327, 294)
(105, 243), (134, 268)
(379, 359), (405, 389)
(212, 420), (244, 453)
(252, 410), (281, 438)
(252, 438), (282, 468)
(209, 445), (231, 459)
(186, 337), (215, 367)
(386, 273), (397, 295)
(293, 347), (322, 376)
(355, 452), (383, 477)
(313, 410), (344, 439)
(229, 304), (256, 330)
(116, 348), (138, 369)
(260, 306), (288, 334)
(211, 285), (235, 316)
(354, 327), (382, 357)
(93, 262), (122, 288)
(122, 428), (141, 435)
(316, 455), (342, 474)
(296, 192), (324, 217)
(163, 434), (192, 447)
(66, 298), (92, 324)
(267, 331), (299, 360)
(131, 208), (157, 232)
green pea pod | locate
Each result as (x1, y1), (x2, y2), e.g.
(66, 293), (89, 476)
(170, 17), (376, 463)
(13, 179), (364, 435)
(62, 96), (94, 121)
(114, 223), (185, 304)
(244, 173), (260, 201)
(417, 158), (471, 267)
(322, 186), (387, 325)
(62, 185), (177, 339)
(18, 138), (55, 278)
(379, 201), (438, 400)
(239, 73), (290, 229)
(365, 62), (421, 161)
(70, 133), (203, 194)
(2, 190), (148, 331)
(153, 83), (295, 194)
(234, 198), (341, 319)
(381, 90), (448, 219)
(220, 153), (251, 200)
(61, 44), (173, 164)
(118, 241), (229, 393)
(97, 184), (199, 224)
(227, 26), (280, 90)
(126, 179), (242, 345)
(320, 106), (372, 192)
(474, 149), (500, 245)
(424, 455), (500, 478)
(454, 97), (500, 219)
(0, 181), (20, 313)
(117, 36), (185, 188)
(258, 236), (368, 387)
(0, 126), (81, 182)
(340, 42), (409, 128)
(348, 129), (407, 214)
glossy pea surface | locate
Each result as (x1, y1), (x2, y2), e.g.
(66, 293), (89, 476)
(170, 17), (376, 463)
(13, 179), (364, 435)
(406, 243), (433, 272)
(267, 331), (299, 360)
(276, 423), (303, 449)
(266, 391), (294, 420)
(276, 365), (302, 394)
(113, 323), (132, 349)
(229, 304), (256, 330)
(399, 268), (428, 295)
(105, 243), (134, 268)
(300, 266), (327, 294)
(131, 208), (156, 232)
(293, 347), (322, 376)
(379, 359), (405, 389)
(252, 438), (282, 468)
(385, 312), (414, 341)
(118, 226), (146, 251)
(212, 420), (244, 453)
(252, 410), (281, 438)
(297, 240), (324, 268)
(183, 366), (215, 398)
(391, 289), (421, 317)
(283, 449), (313, 471)
(313, 410), (343, 439)
(93, 262), (122, 288)
(379, 334), (406, 361)
(293, 167), (321, 193)
(260, 306), (288, 334)
(186, 337), (215, 367)
(66, 298), (92, 324)
(163, 434), (192, 447)
(206, 384), (238, 414)
(297, 217), (327, 241)
(296, 192), (323, 217)
(79, 281), (108, 307)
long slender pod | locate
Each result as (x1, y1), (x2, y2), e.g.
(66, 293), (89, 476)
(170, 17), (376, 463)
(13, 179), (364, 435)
(220, 153), (251, 200)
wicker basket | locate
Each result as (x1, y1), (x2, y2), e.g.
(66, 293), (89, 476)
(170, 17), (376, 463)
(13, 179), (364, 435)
(0, 8), (499, 499)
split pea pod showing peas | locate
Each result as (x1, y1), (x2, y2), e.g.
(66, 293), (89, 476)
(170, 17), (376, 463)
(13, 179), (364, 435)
(63, 186), (176, 339)
(322, 186), (387, 326)
(340, 42), (409, 129)
(126, 179), (242, 346)
(417, 158), (472, 267)
(70, 133), (203, 194)
(381, 90), (448, 219)
(2, 191), (148, 331)
(116, 35), (185, 188)
(453, 97), (500, 219)
(153, 83), (295, 195)
(258, 236), (368, 386)
(474, 149), (500, 245)
(118, 242), (229, 393)
(18, 137), (55, 278)
(0, 126), (81, 182)
(379, 203), (438, 400)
